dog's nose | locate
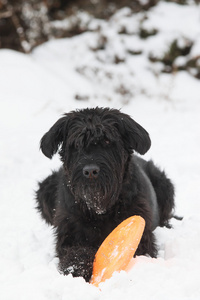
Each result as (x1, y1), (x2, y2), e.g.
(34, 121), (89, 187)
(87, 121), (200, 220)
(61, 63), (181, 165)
(83, 164), (100, 179)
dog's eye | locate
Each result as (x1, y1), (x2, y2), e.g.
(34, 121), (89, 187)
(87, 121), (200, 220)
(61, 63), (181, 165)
(105, 139), (110, 145)
(75, 142), (79, 149)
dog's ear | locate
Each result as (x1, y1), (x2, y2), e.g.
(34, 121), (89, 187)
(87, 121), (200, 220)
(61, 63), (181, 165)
(40, 116), (68, 159)
(113, 111), (151, 155)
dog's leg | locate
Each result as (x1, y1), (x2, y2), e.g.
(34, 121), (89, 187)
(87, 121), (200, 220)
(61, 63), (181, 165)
(136, 229), (158, 258)
(58, 246), (97, 282)
(54, 213), (98, 281)
(36, 172), (58, 225)
(145, 161), (175, 227)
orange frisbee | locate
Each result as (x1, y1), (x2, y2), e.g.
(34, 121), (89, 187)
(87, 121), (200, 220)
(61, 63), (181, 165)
(91, 215), (145, 287)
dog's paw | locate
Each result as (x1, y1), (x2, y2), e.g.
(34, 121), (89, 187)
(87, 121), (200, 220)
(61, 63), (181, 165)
(58, 246), (97, 282)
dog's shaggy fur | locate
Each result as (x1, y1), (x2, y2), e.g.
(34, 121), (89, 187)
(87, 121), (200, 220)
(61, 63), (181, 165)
(36, 107), (175, 281)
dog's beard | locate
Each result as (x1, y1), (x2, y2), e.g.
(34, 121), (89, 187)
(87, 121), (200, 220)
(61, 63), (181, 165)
(78, 185), (107, 214)
(70, 175), (121, 215)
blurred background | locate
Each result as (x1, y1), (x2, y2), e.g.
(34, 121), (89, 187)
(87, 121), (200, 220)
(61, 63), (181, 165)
(1, 0), (200, 81)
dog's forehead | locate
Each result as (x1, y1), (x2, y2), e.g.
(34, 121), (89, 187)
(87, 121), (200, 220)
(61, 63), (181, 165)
(69, 110), (111, 131)
(67, 109), (119, 145)
(81, 112), (102, 126)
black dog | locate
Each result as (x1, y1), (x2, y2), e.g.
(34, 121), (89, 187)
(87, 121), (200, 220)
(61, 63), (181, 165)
(36, 107), (175, 282)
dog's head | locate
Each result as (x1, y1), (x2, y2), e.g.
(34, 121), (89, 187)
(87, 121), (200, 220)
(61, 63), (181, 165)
(40, 107), (151, 214)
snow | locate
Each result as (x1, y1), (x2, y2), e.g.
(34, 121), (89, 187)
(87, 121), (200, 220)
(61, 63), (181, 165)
(1, 1), (200, 299)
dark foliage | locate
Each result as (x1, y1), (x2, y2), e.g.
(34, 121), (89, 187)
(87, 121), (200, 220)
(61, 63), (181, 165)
(0, 0), (158, 52)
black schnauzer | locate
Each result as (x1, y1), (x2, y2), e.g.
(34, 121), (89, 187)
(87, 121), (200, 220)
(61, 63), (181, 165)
(36, 107), (175, 282)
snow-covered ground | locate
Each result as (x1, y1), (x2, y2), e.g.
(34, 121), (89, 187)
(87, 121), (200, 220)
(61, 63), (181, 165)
(1, 2), (200, 299)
